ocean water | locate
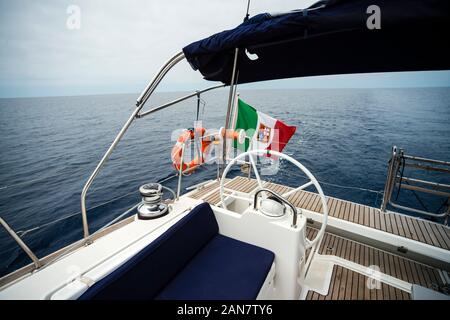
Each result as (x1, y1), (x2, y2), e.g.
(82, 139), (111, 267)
(1, 88), (449, 277)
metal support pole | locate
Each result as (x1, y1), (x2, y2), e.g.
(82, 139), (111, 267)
(381, 146), (450, 219)
(404, 163), (450, 174)
(400, 177), (450, 190)
(137, 84), (224, 118)
(81, 52), (185, 242)
(399, 183), (450, 198)
(402, 155), (450, 166)
(80, 108), (140, 240)
(1, 217), (41, 269)
(381, 146), (398, 212)
(230, 85), (239, 128)
(136, 52), (185, 107)
(196, 91), (201, 121)
(177, 142), (186, 200)
(388, 202), (449, 218)
(221, 48), (240, 179)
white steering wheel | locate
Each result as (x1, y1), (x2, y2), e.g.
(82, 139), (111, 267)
(220, 149), (328, 250)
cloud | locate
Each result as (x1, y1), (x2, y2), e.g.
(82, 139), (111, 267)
(0, 0), (315, 97)
(0, 0), (448, 98)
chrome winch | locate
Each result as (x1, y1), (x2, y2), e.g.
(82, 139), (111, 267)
(137, 183), (170, 220)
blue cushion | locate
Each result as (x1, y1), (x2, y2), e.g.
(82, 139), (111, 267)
(156, 234), (275, 300)
(79, 202), (218, 300)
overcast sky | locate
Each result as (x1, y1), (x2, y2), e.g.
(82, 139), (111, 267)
(0, 0), (449, 98)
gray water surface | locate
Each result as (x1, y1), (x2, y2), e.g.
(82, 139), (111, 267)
(1, 87), (449, 276)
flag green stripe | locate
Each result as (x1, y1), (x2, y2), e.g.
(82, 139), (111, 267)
(234, 99), (258, 151)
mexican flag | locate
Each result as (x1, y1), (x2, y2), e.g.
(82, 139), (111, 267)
(233, 98), (297, 153)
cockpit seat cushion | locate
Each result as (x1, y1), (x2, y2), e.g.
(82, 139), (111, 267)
(155, 232), (274, 300)
(79, 202), (274, 300)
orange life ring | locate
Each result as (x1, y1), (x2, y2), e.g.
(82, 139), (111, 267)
(171, 127), (212, 173)
(171, 127), (246, 173)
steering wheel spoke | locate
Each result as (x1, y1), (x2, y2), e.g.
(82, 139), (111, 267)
(219, 149), (328, 251)
(248, 152), (263, 189)
(282, 180), (314, 198)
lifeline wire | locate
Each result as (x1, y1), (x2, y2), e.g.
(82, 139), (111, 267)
(13, 173), (384, 237)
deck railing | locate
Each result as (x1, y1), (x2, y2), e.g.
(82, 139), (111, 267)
(0, 218), (41, 269)
(80, 52), (226, 242)
(0, 53), (227, 278)
(381, 146), (450, 223)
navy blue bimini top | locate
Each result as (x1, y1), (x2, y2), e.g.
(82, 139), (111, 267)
(183, 0), (450, 85)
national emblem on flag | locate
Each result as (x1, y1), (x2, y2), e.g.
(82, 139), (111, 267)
(233, 98), (297, 153)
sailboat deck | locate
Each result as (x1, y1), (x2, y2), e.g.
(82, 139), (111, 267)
(186, 176), (450, 300)
(188, 176), (450, 251)
(306, 265), (411, 300)
(305, 227), (444, 299)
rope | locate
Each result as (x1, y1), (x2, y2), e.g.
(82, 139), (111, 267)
(436, 198), (449, 215)
(279, 170), (384, 207)
(0, 153), (182, 191)
(16, 190), (137, 237)
(8, 161), (386, 238)
(317, 180), (383, 195)
(194, 93), (206, 122)
(13, 174), (182, 238)
(310, 180), (383, 207)
(97, 203), (139, 232)
(157, 172), (178, 184)
(393, 155), (430, 213)
(284, 169), (383, 195)
(404, 180), (429, 212)
(12, 178), (384, 238)
(0, 172), (137, 192)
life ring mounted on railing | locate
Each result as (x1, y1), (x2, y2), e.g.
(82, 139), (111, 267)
(171, 127), (209, 173)
(171, 127), (245, 174)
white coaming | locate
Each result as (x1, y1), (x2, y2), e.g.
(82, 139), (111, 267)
(0, 197), (202, 300)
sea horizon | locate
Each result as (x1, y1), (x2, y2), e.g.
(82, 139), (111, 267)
(1, 87), (450, 276)
(1, 85), (450, 100)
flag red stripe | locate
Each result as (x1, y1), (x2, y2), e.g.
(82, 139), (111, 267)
(267, 120), (297, 153)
